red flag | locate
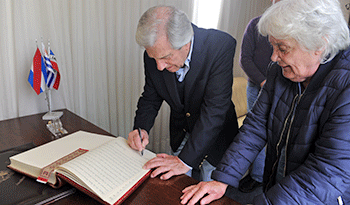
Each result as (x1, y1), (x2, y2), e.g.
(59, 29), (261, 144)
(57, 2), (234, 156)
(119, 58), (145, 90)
(28, 47), (46, 95)
(49, 49), (60, 90)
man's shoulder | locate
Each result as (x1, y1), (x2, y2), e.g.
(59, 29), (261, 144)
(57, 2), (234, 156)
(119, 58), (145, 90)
(192, 25), (236, 51)
(192, 24), (235, 42)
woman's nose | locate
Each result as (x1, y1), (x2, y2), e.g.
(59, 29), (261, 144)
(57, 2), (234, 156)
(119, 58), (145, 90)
(271, 49), (279, 62)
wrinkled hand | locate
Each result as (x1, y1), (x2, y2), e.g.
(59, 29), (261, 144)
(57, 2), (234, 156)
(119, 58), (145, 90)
(127, 129), (149, 151)
(180, 181), (228, 205)
(143, 153), (190, 180)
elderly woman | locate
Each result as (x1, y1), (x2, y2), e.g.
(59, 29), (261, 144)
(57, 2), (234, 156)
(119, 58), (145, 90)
(181, 0), (350, 204)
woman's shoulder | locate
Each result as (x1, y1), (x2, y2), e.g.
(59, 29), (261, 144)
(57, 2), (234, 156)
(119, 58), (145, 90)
(323, 50), (350, 91)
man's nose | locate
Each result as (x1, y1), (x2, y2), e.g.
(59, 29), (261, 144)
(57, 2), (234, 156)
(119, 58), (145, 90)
(156, 60), (167, 71)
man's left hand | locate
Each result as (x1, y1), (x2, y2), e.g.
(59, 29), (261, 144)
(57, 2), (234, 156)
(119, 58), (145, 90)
(143, 153), (190, 180)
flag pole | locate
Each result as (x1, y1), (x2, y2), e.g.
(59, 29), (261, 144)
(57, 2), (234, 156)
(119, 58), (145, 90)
(43, 87), (63, 120)
(42, 39), (63, 120)
(46, 40), (52, 113)
(45, 87), (52, 113)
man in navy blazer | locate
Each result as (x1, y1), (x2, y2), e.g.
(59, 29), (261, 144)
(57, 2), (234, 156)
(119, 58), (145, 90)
(128, 5), (238, 181)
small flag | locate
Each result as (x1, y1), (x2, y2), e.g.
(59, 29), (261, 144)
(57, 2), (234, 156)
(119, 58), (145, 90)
(49, 49), (60, 90)
(28, 47), (47, 95)
(42, 42), (57, 89)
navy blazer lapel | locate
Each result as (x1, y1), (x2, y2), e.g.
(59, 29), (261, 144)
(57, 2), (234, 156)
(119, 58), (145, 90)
(184, 25), (204, 109)
(163, 70), (182, 107)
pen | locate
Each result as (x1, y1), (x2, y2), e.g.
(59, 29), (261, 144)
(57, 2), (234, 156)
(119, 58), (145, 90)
(138, 128), (144, 156)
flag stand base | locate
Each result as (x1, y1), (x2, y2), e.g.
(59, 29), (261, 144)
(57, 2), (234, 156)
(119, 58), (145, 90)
(42, 111), (63, 120)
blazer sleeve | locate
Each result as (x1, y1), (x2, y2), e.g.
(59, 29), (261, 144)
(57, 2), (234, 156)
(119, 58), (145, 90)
(133, 52), (164, 132)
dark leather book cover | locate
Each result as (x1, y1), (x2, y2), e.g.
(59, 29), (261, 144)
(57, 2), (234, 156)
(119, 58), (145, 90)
(0, 143), (76, 205)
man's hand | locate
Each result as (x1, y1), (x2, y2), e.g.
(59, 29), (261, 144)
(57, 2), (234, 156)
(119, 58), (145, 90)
(180, 181), (228, 205)
(143, 153), (190, 180)
(127, 129), (149, 151)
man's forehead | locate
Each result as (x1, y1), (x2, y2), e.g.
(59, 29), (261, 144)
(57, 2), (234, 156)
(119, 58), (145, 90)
(146, 49), (172, 60)
(146, 36), (173, 59)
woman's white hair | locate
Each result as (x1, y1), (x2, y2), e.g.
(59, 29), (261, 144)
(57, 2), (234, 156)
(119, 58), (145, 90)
(258, 0), (350, 63)
(135, 6), (193, 50)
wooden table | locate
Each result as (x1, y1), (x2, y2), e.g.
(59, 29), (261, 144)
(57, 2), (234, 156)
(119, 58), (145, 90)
(0, 109), (240, 205)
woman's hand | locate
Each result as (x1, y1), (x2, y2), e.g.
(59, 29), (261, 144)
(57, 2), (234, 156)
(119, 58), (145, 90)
(180, 181), (228, 205)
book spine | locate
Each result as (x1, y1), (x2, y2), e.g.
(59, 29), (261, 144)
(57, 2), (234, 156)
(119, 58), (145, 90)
(7, 165), (61, 188)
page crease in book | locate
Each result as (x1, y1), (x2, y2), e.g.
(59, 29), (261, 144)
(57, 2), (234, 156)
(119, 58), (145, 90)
(37, 148), (88, 184)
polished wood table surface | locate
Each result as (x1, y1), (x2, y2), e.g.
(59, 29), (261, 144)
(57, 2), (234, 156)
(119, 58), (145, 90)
(0, 109), (240, 205)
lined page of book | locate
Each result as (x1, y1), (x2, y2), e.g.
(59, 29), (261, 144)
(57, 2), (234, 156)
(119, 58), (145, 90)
(8, 131), (115, 185)
(56, 137), (155, 205)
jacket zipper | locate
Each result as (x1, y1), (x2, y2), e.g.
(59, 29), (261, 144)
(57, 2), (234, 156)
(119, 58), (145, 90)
(265, 83), (303, 191)
(283, 93), (303, 176)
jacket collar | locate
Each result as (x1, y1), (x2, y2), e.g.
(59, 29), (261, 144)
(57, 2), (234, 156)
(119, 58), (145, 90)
(304, 48), (347, 94)
(163, 24), (203, 109)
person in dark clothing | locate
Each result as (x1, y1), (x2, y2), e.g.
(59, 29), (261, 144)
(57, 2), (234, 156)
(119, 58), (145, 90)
(238, 1), (281, 193)
(127, 6), (239, 182)
(181, 0), (350, 204)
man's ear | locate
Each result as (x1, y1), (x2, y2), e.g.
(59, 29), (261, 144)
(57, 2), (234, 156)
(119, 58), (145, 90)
(183, 41), (191, 51)
(314, 49), (323, 56)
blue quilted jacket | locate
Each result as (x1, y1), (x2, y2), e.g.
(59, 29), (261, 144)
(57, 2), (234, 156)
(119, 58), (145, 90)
(212, 47), (350, 204)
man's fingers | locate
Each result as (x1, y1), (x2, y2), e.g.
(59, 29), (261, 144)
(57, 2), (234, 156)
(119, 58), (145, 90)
(143, 155), (190, 179)
(149, 165), (171, 178)
(133, 134), (143, 151)
(143, 156), (166, 169)
(144, 157), (175, 178)
(141, 136), (149, 149)
(156, 153), (170, 158)
(139, 129), (149, 149)
(128, 129), (150, 151)
(159, 169), (175, 180)
(127, 130), (142, 151)
(143, 157), (171, 177)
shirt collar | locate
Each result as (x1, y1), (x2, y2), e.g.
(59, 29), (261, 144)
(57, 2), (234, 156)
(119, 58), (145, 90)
(184, 36), (194, 68)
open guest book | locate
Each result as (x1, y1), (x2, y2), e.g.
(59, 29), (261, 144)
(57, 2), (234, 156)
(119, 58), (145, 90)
(7, 130), (156, 205)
